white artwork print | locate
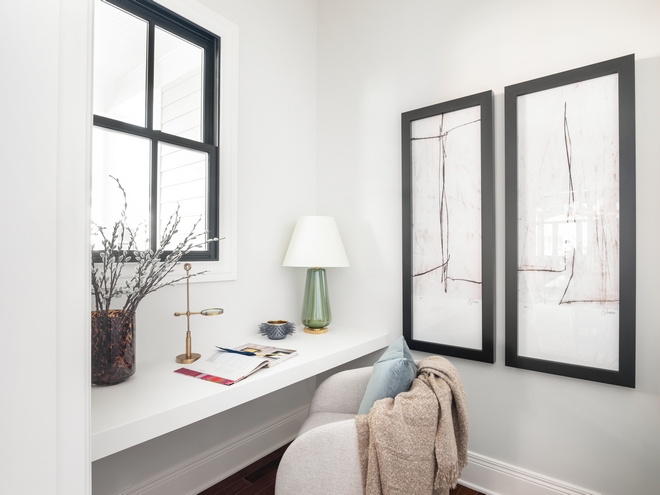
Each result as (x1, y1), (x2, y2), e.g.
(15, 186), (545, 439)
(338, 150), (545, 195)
(517, 74), (620, 370)
(411, 105), (482, 350)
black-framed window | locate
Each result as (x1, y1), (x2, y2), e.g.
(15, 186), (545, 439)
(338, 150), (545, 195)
(92, 0), (220, 261)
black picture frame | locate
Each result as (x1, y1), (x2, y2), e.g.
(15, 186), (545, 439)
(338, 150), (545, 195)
(504, 55), (636, 387)
(402, 91), (495, 363)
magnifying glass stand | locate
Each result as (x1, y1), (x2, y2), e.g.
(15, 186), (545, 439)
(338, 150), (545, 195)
(174, 263), (223, 364)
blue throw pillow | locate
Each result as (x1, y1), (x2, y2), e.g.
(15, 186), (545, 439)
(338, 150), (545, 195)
(357, 336), (417, 414)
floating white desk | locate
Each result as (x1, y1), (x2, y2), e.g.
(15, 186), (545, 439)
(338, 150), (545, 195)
(92, 324), (389, 461)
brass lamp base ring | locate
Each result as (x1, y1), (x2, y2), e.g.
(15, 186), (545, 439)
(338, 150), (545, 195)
(176, 353), (201, 364)
(304, 327), (328, 335)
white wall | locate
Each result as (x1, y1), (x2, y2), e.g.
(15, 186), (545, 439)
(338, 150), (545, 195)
(133, 0), (319, 362)
(0, 2), (60, 492)
(7, 1), (659, 493)
(1, 0), (91, 494)
(317, 0), (660, 493)
(1, 0), (320, 492)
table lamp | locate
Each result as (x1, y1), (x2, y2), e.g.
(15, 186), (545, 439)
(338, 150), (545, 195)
(283, 216), (349, 334)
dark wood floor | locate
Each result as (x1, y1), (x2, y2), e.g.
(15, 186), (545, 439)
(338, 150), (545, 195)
(198, 443), (485, 495)
(450, 485), (486, 495)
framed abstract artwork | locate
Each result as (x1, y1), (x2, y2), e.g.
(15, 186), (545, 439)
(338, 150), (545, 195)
(504, 55), (636, 387)
(402, 91), (495, 363)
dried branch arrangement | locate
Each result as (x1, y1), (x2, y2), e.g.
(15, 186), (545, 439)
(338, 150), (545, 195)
(91, 177), (219, 320)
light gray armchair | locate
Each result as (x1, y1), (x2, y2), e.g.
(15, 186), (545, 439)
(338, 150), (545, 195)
(274, 366), (373, 495)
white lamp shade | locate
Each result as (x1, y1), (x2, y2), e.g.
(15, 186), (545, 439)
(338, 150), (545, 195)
(283, 216), (350, 267)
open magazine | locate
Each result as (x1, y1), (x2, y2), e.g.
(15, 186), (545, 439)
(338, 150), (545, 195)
(174, 343), (298, 385)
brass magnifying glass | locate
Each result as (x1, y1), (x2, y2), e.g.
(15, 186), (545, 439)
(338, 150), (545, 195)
(174, 263), (224, 364)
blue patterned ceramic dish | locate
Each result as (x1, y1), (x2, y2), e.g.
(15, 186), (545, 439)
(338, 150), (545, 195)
(259, 320), (296, 340)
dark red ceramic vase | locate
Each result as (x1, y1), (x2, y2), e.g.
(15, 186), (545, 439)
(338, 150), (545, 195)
(91, 310), (136, 386)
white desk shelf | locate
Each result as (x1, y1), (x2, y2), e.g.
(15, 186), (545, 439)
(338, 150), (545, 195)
(92, 324), (389, 461)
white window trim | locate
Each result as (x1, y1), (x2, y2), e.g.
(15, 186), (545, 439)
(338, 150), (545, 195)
(154, 0), (239, 282)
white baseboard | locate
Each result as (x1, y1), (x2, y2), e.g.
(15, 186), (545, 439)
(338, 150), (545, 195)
(115, 408), (599, 495)
(460, 451), (601, 495)
(118, 404), (309, 495)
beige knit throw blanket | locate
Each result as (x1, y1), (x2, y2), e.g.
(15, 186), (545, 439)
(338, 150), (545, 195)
(355, 356), (469, 495)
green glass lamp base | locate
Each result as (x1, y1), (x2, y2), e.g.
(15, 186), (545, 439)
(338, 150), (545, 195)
(301, 268), (332, 333)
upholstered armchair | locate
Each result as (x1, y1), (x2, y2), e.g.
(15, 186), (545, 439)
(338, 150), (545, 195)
(274, 365), (373, 495)
(276, 337), (469, 495)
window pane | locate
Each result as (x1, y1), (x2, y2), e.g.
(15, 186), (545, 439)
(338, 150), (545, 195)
(91, 127), (151, 251)
(158, 143), (208, 250)
(154, 27), (204, 142)
(93, 0), (148, 126)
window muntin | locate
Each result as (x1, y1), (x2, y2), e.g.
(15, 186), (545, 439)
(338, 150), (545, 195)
(92, 0), (219, 261)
